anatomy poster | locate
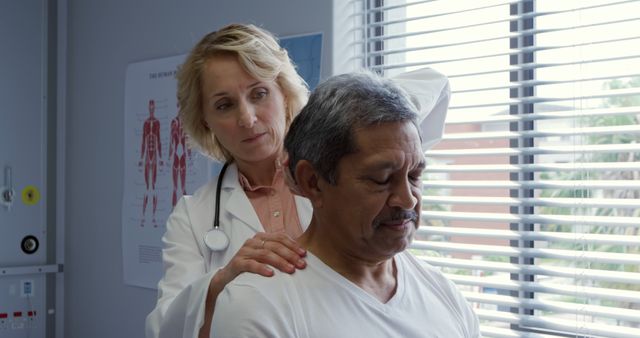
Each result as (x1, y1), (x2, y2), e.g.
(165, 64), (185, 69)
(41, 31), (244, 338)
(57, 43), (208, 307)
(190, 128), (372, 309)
(122, 54), (213, 289)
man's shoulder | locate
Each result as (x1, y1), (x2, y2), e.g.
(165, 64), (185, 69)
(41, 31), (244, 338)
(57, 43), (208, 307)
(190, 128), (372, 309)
(398, 251), (474, 309)
(219, 264), (321, 314)
(397, 251), (456, 288)
(229, 268), (298, 296)
(397, 251), (439, 273)
(396, 252), (480, 337)
(216, 270), (295, 316)
(213, 269), (306, 334)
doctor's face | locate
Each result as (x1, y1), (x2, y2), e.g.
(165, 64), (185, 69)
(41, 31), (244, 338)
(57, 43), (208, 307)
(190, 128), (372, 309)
(318, 121), (424, 261)
(200, 54), (287, 166)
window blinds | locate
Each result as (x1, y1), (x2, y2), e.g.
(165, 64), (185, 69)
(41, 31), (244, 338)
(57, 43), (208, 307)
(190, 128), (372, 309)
(358, 0), (640, 337)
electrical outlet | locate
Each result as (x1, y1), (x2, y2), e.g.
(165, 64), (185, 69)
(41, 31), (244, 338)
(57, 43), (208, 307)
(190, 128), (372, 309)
(20, 280), (34, 297)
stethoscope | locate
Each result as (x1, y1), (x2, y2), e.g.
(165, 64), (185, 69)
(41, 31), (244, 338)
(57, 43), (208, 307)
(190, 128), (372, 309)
(203, 161), (231, 252)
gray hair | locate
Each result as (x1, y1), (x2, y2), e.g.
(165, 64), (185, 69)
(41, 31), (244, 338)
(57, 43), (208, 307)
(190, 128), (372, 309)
(285, 71), (421, 184)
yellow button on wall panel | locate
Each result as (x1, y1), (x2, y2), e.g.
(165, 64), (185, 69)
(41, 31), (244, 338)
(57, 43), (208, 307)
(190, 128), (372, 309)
(22, 185), (41, 205)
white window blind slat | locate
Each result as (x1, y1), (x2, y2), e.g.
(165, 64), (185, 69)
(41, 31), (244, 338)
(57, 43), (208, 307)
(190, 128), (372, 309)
(480, 326), (557, 338)
(446, 274), (640, 303)
(365, 0), (519, 27)
(443, 124), (640, 141)
(418, 226), (640, 245)
(377, 50), (640, 77)
(474, 308), (640, 338)
(451, 76), (640, 95)
(365, 0), (638, 25)
(446, 106), (640, 124)
(424, 162), (640, 173)
(414, 241), (640, 265)
(359, 0), (438, 15)
(378, 55), (640, 78)
(422, 210), (640, 227)
(426, 143), (640, 156)
(423, 180), (640, 190)
(365, 13), (640, 51)
(449, 87), (640, 109)
(369, 35), (640, 61)
(463, 291), (640, 323)
(419, 256), (640, 284)
(422, 195), (640, 208)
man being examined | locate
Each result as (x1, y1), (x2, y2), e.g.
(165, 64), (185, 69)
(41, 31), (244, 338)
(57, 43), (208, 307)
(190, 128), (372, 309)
(211, 71), (481, 338)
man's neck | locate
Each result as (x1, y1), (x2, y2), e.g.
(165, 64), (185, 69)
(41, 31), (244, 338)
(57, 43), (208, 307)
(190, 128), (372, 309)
(297, 220), (398, 303)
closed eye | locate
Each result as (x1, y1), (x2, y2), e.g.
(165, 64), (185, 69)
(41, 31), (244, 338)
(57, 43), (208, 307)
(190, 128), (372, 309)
(409, 168), (424, 184)
(370, 177), (390, 185)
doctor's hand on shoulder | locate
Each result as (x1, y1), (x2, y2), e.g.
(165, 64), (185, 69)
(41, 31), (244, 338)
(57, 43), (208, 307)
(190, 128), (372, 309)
(216, 232), (307, 286)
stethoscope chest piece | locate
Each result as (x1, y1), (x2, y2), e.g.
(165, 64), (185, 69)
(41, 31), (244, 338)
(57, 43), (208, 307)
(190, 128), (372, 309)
(204, 228), (229, 251)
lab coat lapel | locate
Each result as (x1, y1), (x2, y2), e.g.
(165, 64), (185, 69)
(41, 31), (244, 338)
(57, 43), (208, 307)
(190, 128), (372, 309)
(188, 180), (216, 256)
(222, 164), (265, 233)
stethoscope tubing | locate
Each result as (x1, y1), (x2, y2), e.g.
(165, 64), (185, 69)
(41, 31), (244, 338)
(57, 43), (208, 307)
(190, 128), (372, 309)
(214, 162), (230, 229)
(204, 161), (231, 252)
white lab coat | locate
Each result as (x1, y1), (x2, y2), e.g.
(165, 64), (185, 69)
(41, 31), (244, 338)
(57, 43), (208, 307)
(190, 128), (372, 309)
(145, 163), (313, 338)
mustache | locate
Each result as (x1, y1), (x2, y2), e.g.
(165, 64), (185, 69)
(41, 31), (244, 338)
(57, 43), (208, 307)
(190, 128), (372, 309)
(373, 209), (419, 228)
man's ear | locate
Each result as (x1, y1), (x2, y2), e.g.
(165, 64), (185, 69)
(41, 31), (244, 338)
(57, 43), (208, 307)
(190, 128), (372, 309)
(294, 160), (324, 209)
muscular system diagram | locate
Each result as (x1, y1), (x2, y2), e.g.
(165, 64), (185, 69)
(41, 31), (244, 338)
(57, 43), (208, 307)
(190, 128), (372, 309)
(168, 104), (191, 207)
(139, 99), (163, 227)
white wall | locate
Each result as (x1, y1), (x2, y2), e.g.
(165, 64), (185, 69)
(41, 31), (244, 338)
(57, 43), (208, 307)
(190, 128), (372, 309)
(64, 1), (336, 337)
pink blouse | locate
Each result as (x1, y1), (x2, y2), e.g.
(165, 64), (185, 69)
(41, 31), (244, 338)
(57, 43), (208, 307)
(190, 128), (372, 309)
(238, 162), (303, 238)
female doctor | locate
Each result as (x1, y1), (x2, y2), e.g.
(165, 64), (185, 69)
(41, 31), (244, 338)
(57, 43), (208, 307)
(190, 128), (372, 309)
(145, 23), (311, 338)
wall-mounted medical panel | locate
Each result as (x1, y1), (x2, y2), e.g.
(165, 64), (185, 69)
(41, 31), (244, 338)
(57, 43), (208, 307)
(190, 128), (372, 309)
(0, 1), (61, 337)
(0, 0), (48, 268)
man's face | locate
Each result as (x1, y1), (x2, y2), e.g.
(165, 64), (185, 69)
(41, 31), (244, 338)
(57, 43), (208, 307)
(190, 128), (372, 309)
(318, 120), (425, 261)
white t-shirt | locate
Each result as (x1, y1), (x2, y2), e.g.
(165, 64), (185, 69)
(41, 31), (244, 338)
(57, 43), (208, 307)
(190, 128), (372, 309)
(212, 251), (480, 338)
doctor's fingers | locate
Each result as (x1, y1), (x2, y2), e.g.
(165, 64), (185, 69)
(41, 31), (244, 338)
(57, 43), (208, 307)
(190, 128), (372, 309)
(255, 242), (307, 272)
(225, 254), (273, 280)
(253, 234), (306, 265)
(230, 252), (300, 277)
(253, 232), (307, 256)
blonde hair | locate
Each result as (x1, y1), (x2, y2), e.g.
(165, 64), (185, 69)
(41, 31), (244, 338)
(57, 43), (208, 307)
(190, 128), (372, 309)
(177, 23), (309, 161)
